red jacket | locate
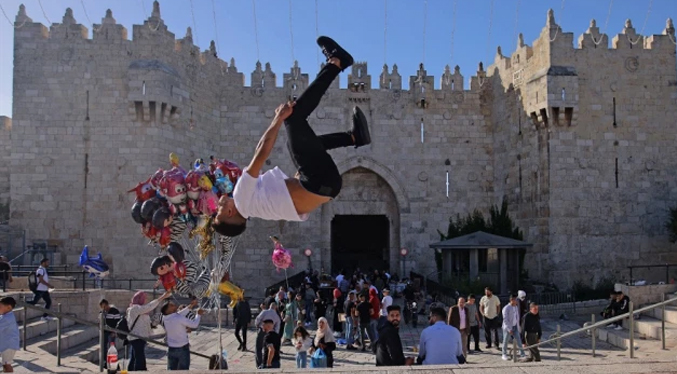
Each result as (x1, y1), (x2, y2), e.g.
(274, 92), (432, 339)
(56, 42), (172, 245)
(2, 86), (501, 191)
(369, 288), (380, 320)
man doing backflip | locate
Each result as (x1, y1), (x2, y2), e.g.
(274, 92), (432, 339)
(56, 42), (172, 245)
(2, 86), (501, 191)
(213, 36), (370, 237)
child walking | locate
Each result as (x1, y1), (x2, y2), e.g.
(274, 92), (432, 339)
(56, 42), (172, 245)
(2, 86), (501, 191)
(0, 297), (20, 373)
(292, 326), (313, 369)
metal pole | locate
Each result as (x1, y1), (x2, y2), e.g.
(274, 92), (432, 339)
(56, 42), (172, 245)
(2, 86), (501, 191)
(629, 301), (634, 358)
(666, 264), (669, 284)
(2, 271), (5, 292)
(56, 303), (62, 366)
(512, 333), (517, 362)
(99, 310), (105, 372)
(661, 293), (666, 350)
(591, 314), (596, 357)
(556, 324), (561, 361)
(629, 267), (633, 285)
(128, 279), (132, 290)
(22, 295), (27, 351)
(82, 270), (86, 291)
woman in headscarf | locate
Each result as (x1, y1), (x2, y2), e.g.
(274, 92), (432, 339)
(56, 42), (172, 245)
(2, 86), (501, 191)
(311, 317), (336, 367)
(127, 290), (171, 371)
(283, 291), (299, 344)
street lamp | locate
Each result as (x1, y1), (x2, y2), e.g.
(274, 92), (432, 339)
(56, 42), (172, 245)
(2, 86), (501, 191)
(304, 248), (313, 272)
(400, 248), (408, 278)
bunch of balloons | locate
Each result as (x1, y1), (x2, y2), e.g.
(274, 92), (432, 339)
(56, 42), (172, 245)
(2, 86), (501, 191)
(128, 153), (244, 302)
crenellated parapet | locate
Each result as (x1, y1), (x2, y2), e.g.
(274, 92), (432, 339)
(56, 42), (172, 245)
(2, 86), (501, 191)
(11, 2), (675, 126)
(485, 8), (675, 131)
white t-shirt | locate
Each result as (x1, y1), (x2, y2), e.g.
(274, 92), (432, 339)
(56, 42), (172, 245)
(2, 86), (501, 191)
(380, 295), (393, 316)
(36, 266), (49, 291)
(233, 167), (309, 222)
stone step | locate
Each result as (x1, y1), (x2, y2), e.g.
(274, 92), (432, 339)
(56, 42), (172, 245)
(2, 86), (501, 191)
(626, 315), (677, 341)
(37, 324), (100, 355)
(14, 306), (47, 324)
(62, 337), (102, 365)
(594, 326), (654, 351)
(19, 317), (76, 341)
(641, 304), (677, 326)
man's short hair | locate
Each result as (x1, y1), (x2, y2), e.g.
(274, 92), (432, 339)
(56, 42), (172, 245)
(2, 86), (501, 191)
(99, 299), (109, 306)
(212, 220), (247, 237)
(0, 296), (16, 309)
(529, 302), (538, 308)
(468, 294), (476, 300)
(40, 258), (49, 265)
(509, 294), (518, 300)
(383, 288), (390, 293)
(485, 286), (492, 292)
(161, 301), (173, 315)
(386, 305), (401, 313)
(430, 307), (446, 321)
(263, 319), (274, 325)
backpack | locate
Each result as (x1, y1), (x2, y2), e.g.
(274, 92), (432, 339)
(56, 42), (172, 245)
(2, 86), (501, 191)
(116, 311), (140, 344)
(28, 271), (38, 292)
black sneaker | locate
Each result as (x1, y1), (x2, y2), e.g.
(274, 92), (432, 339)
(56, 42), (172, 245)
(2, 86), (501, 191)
(317, 36), (354, 72)
(350, 106), (371, 148)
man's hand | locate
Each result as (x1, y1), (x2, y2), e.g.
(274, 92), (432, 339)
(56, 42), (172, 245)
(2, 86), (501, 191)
(197, 309), (206, 316)
(405, 357), (415, 366)
(274, 101), (295, 121)
(509, 330), (514, 335)
(189, 298), (199, 309)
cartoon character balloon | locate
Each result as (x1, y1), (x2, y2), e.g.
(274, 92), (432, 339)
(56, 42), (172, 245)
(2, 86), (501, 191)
(209, 157), (242, 196)
(159, 168), (190, 219)
(270, 236), (293, 271)
(150, 255), (186, 291)
(79, 246), (110, 278)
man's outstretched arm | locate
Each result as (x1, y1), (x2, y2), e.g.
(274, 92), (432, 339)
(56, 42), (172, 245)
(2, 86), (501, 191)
(246, 102), (294, 177)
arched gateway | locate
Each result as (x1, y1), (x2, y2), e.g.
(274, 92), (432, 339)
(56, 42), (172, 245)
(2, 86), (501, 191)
(320, 156), (409, 275)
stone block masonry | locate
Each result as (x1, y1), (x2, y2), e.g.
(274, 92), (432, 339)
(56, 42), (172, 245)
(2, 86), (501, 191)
(3, 2), (677, 296)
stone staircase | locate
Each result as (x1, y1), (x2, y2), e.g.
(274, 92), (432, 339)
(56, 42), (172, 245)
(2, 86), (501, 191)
(595, 294), (677, 351)
(15, 305), (100, 372)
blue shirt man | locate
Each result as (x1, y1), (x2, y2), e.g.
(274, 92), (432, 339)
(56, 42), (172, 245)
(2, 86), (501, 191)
(418, 307), (463, 365)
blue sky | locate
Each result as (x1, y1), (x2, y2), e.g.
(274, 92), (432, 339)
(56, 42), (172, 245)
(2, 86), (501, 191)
(0, 0), (674, 117)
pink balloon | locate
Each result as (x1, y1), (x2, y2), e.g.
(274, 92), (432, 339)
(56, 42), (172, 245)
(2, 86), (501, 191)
(272, 242), (293, 271)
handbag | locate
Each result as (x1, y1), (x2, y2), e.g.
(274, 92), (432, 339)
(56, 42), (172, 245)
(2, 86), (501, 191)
(338, 313), (346, 323)
(310, 348), (327, 368)
(117, 313), (140, 346)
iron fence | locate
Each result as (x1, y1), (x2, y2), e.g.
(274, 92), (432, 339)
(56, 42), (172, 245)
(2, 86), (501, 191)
(628, 263), (677, 285)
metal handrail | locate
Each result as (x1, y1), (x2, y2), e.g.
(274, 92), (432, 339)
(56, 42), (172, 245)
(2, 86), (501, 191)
(18, 299), (212, 372)
(520, 294), (677, 362)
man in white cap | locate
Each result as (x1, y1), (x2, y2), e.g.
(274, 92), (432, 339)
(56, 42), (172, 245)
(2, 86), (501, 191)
(517, 290), (528, 342)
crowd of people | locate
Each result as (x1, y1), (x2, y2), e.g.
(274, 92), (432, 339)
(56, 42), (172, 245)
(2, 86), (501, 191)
(2, 259), (639, 371)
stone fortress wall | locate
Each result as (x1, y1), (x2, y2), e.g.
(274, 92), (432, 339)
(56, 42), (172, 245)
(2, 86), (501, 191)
(3, 2), (676, 295)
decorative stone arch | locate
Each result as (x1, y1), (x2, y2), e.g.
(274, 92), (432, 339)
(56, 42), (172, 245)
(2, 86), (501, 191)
(335, 156), (410, 213)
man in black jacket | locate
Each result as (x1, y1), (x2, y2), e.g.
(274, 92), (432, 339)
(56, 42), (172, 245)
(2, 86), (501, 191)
(612, 291), (630, 330)
(522, 302), (542, 362)
(234, 297), (252, 351)
(375, 305), (414, 366)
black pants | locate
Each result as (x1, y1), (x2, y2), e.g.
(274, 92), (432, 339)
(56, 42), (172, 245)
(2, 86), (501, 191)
(128, 339), (147, 371)
(285, 63), (353, 198)
(255, 329), (265, 368)
(28, 290), (52, 317)
(235, 323), (248, 349)
(484, 316), (500, 348)
(468, 325), (481, 350)
(525, 332), (541, 361)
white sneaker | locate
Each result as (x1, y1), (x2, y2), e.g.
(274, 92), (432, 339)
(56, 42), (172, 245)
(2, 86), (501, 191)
(501, 355), (509, 361)
(614, 325), (623, 330)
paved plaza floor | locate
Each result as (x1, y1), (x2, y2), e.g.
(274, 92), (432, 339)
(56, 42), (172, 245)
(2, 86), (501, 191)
(9, 313), (677, 373)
